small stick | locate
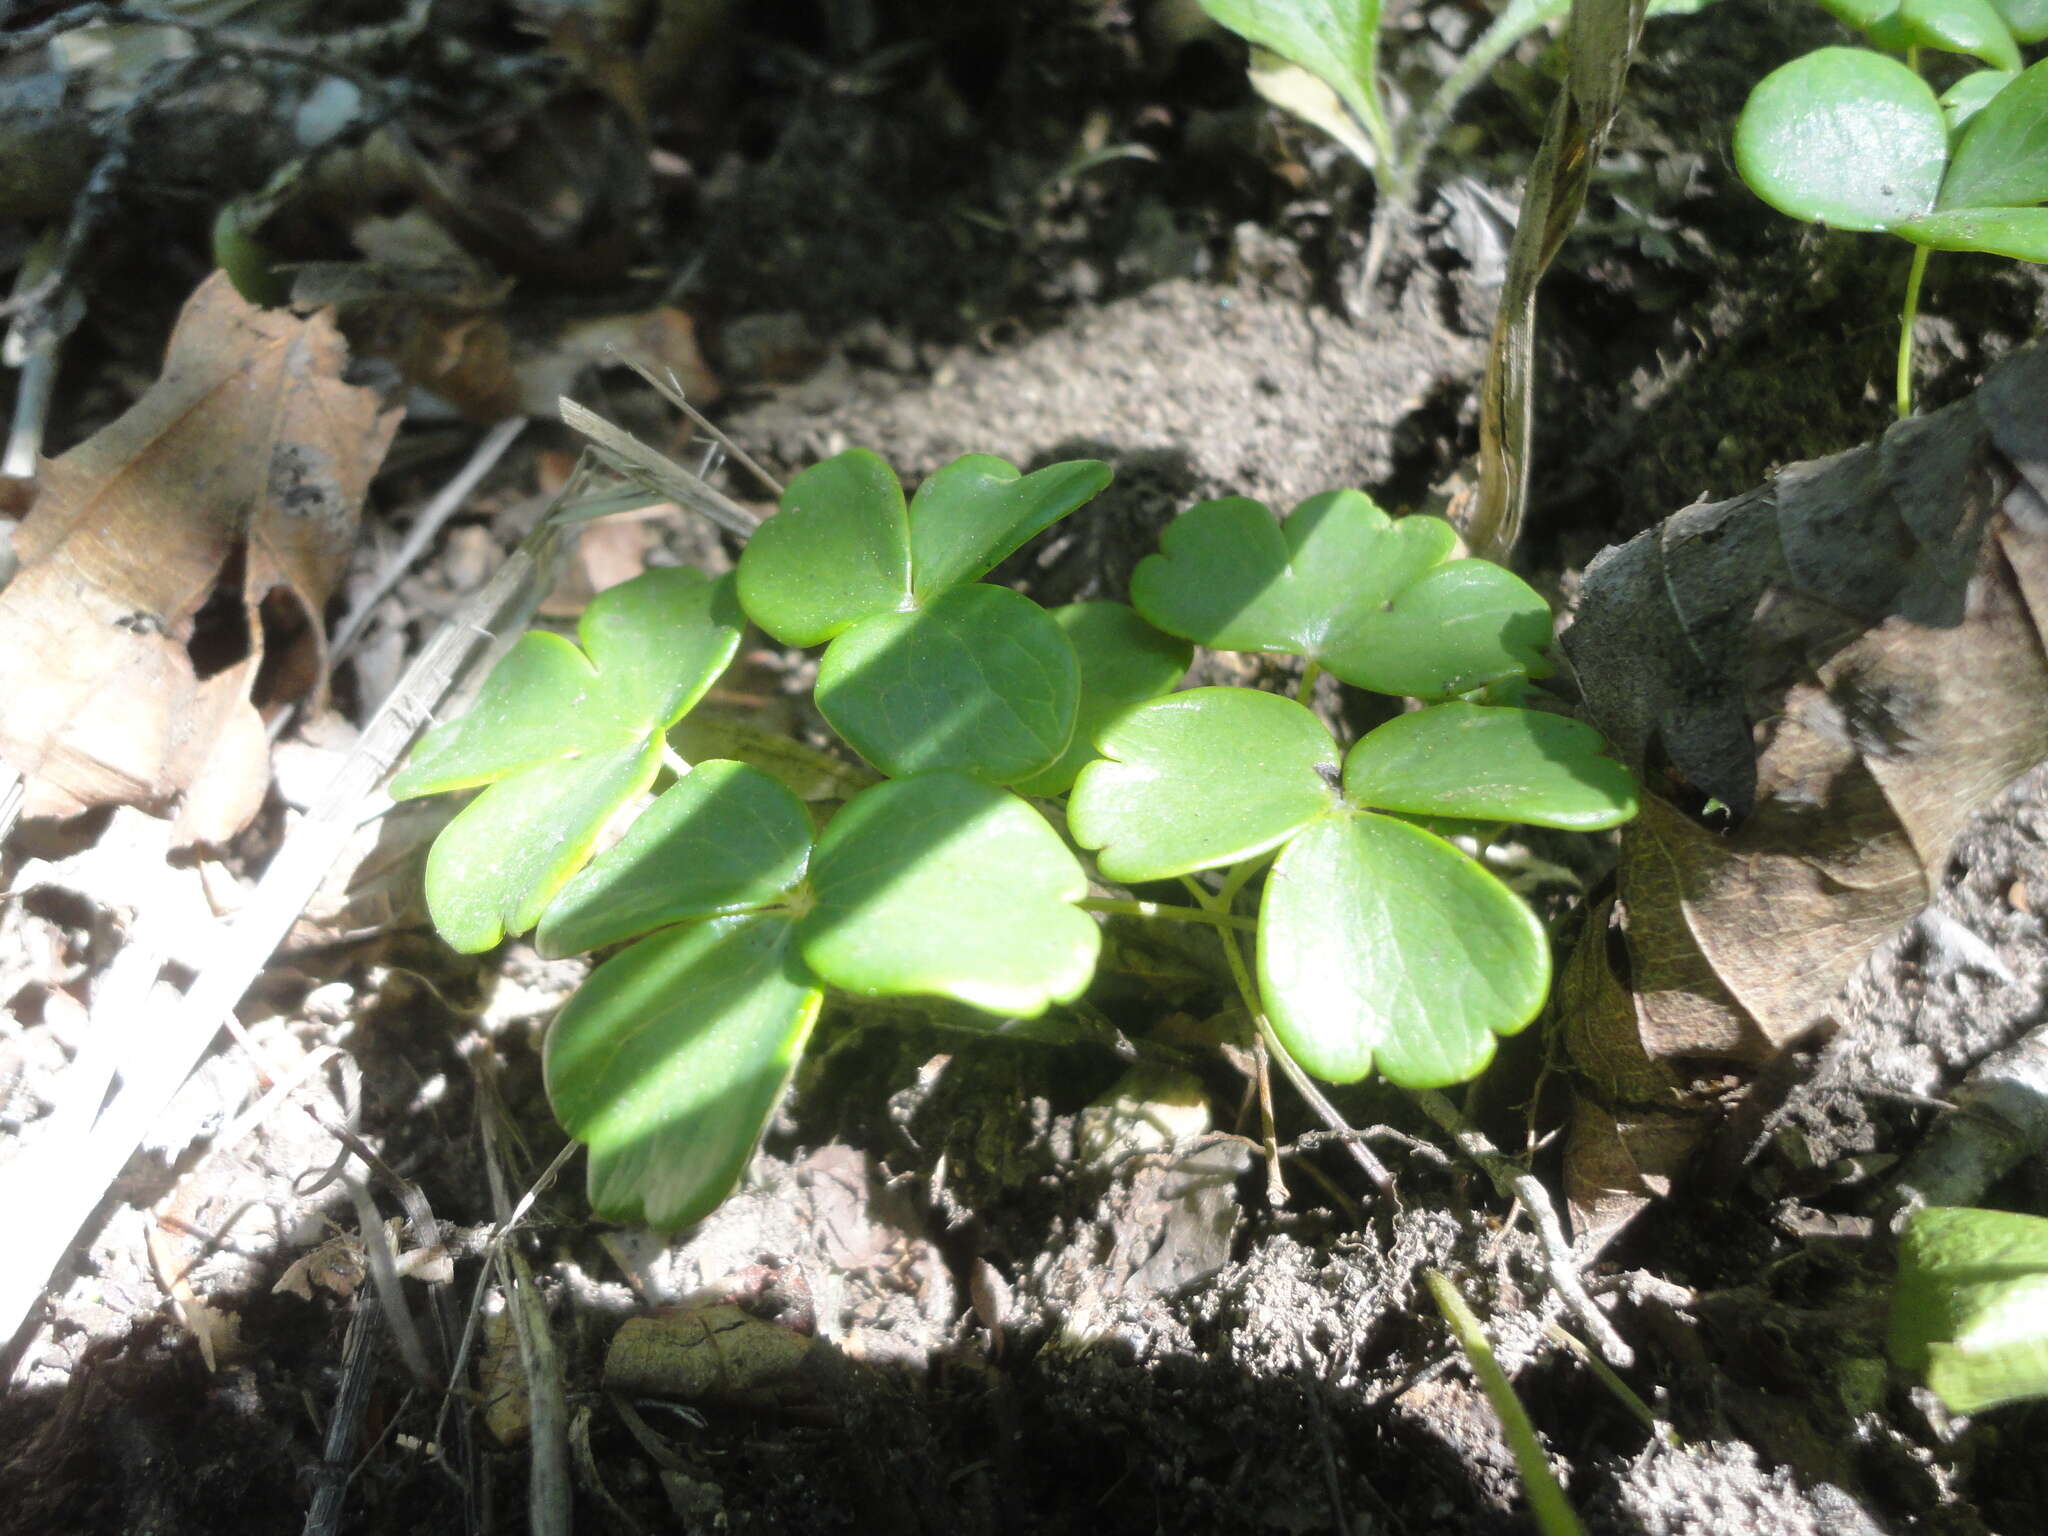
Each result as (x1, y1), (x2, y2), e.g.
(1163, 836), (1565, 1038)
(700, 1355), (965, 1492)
(483, 1113), (572, 1536)
(329, 416), (527, 666)
(1408, 1087), (1632, 1367)
(303, 1292), (382, 1536)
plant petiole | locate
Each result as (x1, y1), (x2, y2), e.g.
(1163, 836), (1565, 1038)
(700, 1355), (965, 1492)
(1897, 243), (1929, 419)
(1295, 659), (1323, 702)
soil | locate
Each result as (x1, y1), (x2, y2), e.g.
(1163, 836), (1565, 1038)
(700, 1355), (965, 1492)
(3, 2), (2048, 1534)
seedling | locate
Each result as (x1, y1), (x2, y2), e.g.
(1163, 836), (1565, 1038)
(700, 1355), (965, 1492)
(1193, 0), (1703, 227)
(394, 448), (1637, 1228)
(1194, 0), (1572, 209)
(1734, 7), (2048, 415)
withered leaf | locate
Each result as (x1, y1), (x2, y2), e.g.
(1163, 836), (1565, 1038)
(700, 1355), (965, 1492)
(1560, 344), (2048, 1249)
(0, 272), (400, 843)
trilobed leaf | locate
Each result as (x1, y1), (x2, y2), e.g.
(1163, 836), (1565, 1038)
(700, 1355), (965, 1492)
(393, 568), (744, 951)
(1130, 491), (1550, 698)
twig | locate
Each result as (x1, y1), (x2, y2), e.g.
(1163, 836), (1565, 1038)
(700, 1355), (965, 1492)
(1407, 1087), (1632, 1367)
(1888, 1019), (2048, 1214)
(484, 1122), (571, 1536)
(329, 417), (527, 667)
(0, 764), (22, 845)
(303, 1292), (383, 1536)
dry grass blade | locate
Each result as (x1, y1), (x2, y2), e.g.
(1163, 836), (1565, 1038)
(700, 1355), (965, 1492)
(1468, 0), (1647, 564)
(558, 396), (760, 539)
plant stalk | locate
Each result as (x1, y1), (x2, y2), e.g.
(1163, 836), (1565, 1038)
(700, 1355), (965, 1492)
(1425, 1270), (1587, 1536)
(1897, 243), (1929, 420)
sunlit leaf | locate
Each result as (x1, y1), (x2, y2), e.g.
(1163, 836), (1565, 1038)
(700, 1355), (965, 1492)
(736, 448), (911, 646)
(1342, 703), (1639, 829)
(536, 761), (813, 958)
(814, 584), (1079, 784)
(394, 568), (745, 951)
(546, 914), (823, 1230)
(1897, 0), (2020, 70)
(1899, 206), (2048, 259)
(1068, 687), (1338, 882)
(798, 773), (1099, 1015)
(1938, 58), (2048, 210)
(1195, 0), (1387, 159)
(1734, 49), (1947, 230)
(424, 742), (660, 953)
(907, 454), (1112, 599)
(1941, 69), (2016, 132)
(1259, 812), (1549, 1085)
(1011, 602), (1192, 798)
(1891, 1206), (2048, 1413)
(1130, 491), (1550, 697)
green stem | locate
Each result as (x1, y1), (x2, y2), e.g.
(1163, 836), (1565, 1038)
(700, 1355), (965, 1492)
(1295, 659), (1323, 703)
(1424, 1270), (1587, 1536)
(1897, 243), (1929, 420)
(1192, 860), (1397, 1197)
(1395, 0), (1570, 197)
(1077, 897), (1255, 934)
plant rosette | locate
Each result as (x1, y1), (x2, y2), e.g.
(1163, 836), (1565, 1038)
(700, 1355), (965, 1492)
(395, 453), (1638, 1229)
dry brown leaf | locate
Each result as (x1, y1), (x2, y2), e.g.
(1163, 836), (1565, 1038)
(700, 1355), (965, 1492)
(1558, 344), (2048, 1249)
(0, 272), (400, 843)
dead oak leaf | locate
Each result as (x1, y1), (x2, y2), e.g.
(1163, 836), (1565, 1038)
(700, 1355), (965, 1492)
(0, 271), (400, 843)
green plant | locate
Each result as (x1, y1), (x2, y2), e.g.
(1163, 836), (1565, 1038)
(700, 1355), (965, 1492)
(1891, 1205), (2048, 1413)
(1733, 6), (2048, 416)
(393, 449), (1637, 1228)
(1193, 0), (1706, 223)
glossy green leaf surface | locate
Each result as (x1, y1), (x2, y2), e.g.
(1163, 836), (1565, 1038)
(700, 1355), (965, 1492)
(535, 762), (814, 958)
(798, 773), (1099, 1016)
(1899, 0), (2020, 69)
(1939, 58), (2048, 210)
(1995, 0), (2048, 40)
(424, 742), (660, 953)
(393, 632), (613, 794)
(1131, 492), (1550, 697)
(1891, 1206), (2048, 1413)
(1899, 206), (2048, 258)
(814, 584), (1079, 784)
(1258, 812), (1550, 1085)
(1818, 0), (1918, 45)
(394, 568), (745, 952)
(545, 914), (822, 1230)
(736, 448), (911, 646)
(1011, 603), (1192, 798)
(393, 568), (742, 796)
(1068, 687), (1338, 883)
(1734, 49), (1948, 230)
(1195, 0), (1385, 158)
(1942, 69), (2017, 131)
(1342, 704), (1639, 829)
(1347, 559), (1555, 698)
(907, 455), (1112, 600)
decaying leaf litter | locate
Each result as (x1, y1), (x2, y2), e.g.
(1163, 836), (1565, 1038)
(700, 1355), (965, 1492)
(0, 3), (2046, 1533)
